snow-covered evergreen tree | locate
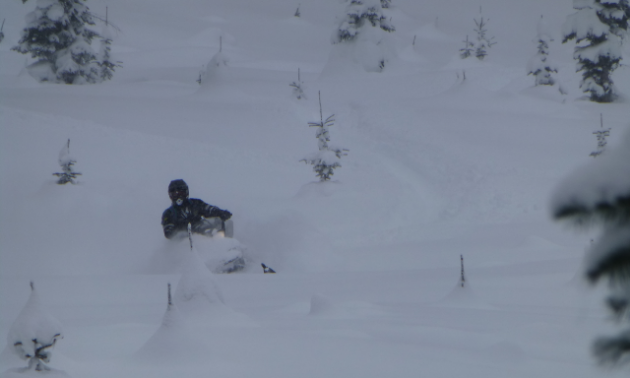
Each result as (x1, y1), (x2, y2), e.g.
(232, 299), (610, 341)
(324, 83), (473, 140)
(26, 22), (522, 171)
(528, 16), (558, 86)
(97, 23), (122, 82)
(134, 283), (211, 363)
(199, 37), (229, 86)
(53, 139), (81, 185)
(12, 0), (101, 84)
(563, 0), (630, 103)
(331, 0), (395, 72)
(334, 0), (394, 43)
(552, 131), (630, 365)
(7, 282), (64, 372)
(289, 68), (305, 100)
(174, 235), (226, 317)
(301, 93), (348, 182)
(590, 114), (611, 158)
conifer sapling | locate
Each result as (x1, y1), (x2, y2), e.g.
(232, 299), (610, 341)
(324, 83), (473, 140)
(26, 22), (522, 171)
(98, 9), (123, 82)
(590, 113), (611, 158)
(8, 282), (64, 372)
(301, 92), (348, 182)
(459, 35), (474, 59)
(473, 15), (496, 60)
(528, 15), (558, 86)
(289, 68), (305, 100)
(460, 12), (496, 60)
(53, 139), (81, 184)
(199, 36), (228, 85)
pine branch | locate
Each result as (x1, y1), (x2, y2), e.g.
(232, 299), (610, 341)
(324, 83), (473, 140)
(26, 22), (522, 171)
(586, 243), (630, 284)
(607, 296), (630, 320)
(593, 331), (630, 365)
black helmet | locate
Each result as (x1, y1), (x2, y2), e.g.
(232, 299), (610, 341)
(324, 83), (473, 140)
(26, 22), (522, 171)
(168, 179), (189, 203)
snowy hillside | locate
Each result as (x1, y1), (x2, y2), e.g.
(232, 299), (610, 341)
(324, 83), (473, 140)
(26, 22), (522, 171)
(1, 0), (629, 377)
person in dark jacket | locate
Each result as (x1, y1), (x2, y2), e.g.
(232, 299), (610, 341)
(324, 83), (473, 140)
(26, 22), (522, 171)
(161, 179), (232, 239)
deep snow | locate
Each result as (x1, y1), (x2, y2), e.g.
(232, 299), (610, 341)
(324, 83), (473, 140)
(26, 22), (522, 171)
(1, 0), (629, 377)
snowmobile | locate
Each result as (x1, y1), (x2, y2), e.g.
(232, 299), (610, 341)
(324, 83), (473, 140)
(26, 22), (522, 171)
(151, 218), (247, 275)
(187, 217), (246, 274)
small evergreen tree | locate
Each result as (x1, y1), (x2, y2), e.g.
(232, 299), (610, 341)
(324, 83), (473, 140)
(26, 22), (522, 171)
(552, 131), (630, 365)
(294, 5), (301, 17)
(528, 16), (558, 86)
(12, 0), (101, 84)
(563, 0), (630, 103)
(301, 92), (348, 182)
(8, 282), (64, 372)
(289, 68), (305, 99)
(97, 12), (122, 82)
(473, 16), (496, 60)
(459, 35), (474, 59)
(199, 36), (228, 85)
(590, 113), (611, 158)
(98, 35), (121, 82)
(334, 0), (394, 44)
(330, 0), (395, 72)
(53, 139), (81, 184)
(460, 14), (496, 60)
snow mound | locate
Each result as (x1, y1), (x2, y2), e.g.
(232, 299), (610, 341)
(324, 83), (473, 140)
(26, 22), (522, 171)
(520, 84), (568, 103)
(437, 283), (494, 309)
(320, 36), (398, 78)
(295, 181), (342, 198)
(0, 367), (71, 378)
(482, 341), (528, 363)
(414, 21), (454, 42)
(134, 300), (210, 364)
(188, 29), (234, 48)
(308, 294), (388, 318)
(173, 248), (252, 326)
(6, 283), (63, 367)
(551, 130), (630, 216)
(198, 51), (231, 88)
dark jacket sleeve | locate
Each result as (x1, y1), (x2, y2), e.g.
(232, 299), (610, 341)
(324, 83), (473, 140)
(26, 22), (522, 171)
(161, 208), (177, 239)
(194, 199), (231, 221)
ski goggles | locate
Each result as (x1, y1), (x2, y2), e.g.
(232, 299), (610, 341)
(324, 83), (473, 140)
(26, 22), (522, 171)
(169, 189), (188, 200)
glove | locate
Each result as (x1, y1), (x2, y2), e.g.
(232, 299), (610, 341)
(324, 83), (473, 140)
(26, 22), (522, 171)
(219, 210), (232, 221)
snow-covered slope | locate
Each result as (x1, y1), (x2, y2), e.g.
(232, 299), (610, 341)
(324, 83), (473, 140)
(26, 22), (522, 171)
(1, 0), (629, 377)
